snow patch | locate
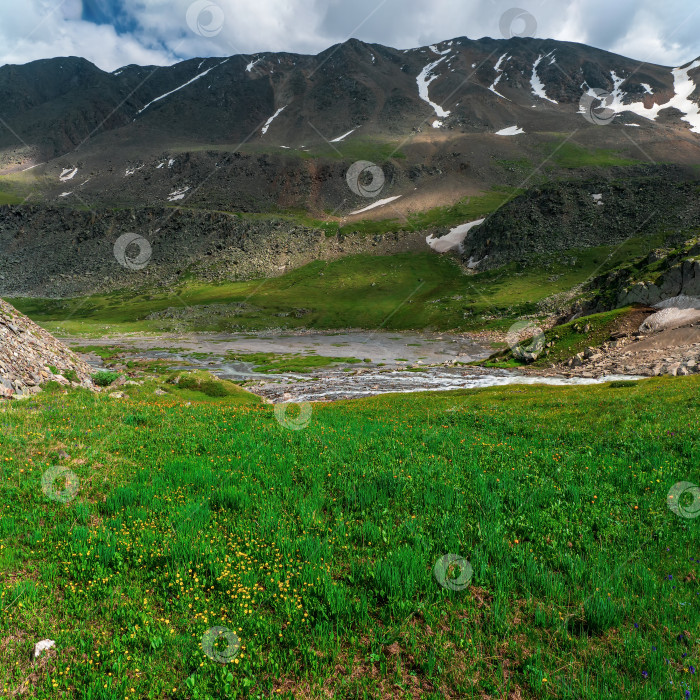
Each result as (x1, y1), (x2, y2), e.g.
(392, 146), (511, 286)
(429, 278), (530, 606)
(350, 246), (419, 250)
(495, 125), (524, 136)
(531, 55), (558, 103)
(417, 56), (451, 124)
(59, 192), (72, 197)
(59, 167), (78, 181)
(348, 196), (402, 216)
(330, 128), (358, 143)
(426, 219), (485, 253)
(168, 159), (176, 168)
(429, 45), (451, 56)
(579, 63), (700, 133)
(246, 57), (262, 72)
(125, 165), (144, 176)
(137, 61), (225, 115)
(591, 193), (604, 206)
(488, 53), (510, 100)
(261, 105), (287, 135)
(168, 186), (191, 202)
(156, 162), (165, 169)
(641, 83), (653, 94)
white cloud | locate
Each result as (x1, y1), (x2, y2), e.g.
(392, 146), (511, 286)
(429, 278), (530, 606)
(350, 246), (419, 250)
(0, 0), (175, 71)
(0, 0), (698, 72)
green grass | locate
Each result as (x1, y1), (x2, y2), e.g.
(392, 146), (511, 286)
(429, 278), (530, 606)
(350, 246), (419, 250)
(0, 186), (25, 205)
(480, 307), (635, 368)
(71, 345), (132, 361)
(303, 137), (407, 163)
(9, 235), (667, 338)
(546, 142), (639, 169)
(92, 370), (120, 387)
(1, 376), (698, 698)
(226, 352), (363, 373)
(529, 308), (632, 367)
(168, 372), (256, 400)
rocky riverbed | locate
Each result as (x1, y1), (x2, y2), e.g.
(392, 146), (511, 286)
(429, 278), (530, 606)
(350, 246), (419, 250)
(69, 330), (642, 403)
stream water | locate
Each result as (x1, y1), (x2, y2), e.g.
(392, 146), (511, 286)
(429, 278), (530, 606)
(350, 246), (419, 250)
(68, 331), (641, 403)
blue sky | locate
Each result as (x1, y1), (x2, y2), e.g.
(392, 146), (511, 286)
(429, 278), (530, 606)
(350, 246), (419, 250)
(1, 0), (700, 72)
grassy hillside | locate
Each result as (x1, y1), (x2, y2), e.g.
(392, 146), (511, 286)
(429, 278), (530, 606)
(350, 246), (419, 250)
(1, 377), (698, 698)
(10, 233), (668, 338)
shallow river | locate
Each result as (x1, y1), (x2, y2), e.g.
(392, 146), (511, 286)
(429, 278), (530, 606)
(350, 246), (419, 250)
(68, 331), (640, 403)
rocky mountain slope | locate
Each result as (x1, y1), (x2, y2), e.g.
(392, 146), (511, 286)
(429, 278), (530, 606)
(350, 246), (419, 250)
(0, 204), (427, 297)
(2, 37), (700, 215)
(0, 298), (94, 398)
(461, 166), (700, 269)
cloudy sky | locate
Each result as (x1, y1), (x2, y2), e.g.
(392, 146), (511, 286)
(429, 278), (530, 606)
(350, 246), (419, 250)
(2, 0), (700, 72)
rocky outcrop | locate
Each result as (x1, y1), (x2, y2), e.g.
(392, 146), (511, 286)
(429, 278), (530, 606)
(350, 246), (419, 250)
(617, 258), (700, 307)
(462, 171), (700, 270)
(0, 298), (94, 399)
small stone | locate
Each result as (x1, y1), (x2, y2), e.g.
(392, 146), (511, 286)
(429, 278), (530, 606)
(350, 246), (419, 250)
(32, 639), (55, 660)
(57, 450), (71, 460)
(154, 389), (168, 396)
(109, 392), (126, 399)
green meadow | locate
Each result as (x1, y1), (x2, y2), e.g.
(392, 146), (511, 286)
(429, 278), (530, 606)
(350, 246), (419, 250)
(9, 233), (668, 338)
(1, 375), (699, 699)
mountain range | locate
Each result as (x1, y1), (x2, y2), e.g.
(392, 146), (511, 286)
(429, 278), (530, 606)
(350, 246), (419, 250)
(1, 36), (700, 217)
(2, 36), (700, 305)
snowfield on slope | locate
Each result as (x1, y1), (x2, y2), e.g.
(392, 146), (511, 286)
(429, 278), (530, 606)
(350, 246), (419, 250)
(579, 62), (700, 133)
(261, 106), (287, 135)
(417, 55), (451, 125)
(426, 219), (485, 253)
(531, 54), (558, 103)
(348, 196), (402, 215)
(495, 126), (525, 136)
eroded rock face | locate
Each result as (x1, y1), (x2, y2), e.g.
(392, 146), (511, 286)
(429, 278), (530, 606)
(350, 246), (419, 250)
(0, 298), (93, 399)
(617, 260), (700, 307)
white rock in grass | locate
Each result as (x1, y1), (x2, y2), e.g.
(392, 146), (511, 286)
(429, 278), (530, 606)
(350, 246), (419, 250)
(33, 640), (55, 659)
